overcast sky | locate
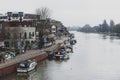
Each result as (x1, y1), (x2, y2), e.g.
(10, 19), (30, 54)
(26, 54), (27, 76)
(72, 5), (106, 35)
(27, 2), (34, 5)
(0, 0), (120, 27)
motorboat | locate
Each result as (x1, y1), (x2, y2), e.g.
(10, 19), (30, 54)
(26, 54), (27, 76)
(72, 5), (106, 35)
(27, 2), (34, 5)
(55, 50), (69, 60)
(70, 39), (77, 45)
(17, 59), (37, 73)
(64, 46), (73, 53)
(60, 53), (69, 60)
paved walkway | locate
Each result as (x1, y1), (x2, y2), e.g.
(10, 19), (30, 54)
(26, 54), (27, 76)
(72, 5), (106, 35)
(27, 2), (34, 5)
(43, 37), (68, 51)
(0, 36), (68, 69)
(0, 50), (45, 69)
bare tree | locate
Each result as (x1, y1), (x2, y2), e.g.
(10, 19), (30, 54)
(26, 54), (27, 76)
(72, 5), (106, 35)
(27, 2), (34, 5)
(36, 7), (51, 20)
(35, 7), (51, 48)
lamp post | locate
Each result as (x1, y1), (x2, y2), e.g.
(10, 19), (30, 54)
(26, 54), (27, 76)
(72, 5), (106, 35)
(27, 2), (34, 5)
(18, 33), (22, 54)
(7, 12), (12, 21)
(18, 12), (23, 54)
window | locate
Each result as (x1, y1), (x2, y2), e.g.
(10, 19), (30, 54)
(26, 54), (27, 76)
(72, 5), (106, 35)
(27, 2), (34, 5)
(11, 41), (14, 47)
(36, 32), (39, 37)
(0, 24), (2, 30)
(29, 32), (31, 39)
(32, 32), (34, 37)
(52, 28), (56, 31)
(19, 33), (21, 38)
(24, 32), (27, 39)
(4, 41), (9, 48)
(6, 32), (10, 39)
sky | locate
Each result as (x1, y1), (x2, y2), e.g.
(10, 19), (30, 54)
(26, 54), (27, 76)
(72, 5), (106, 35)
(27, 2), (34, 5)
(0, 0), (120, 27)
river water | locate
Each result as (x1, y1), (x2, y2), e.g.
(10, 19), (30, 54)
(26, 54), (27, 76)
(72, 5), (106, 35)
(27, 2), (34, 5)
(2, 31), (120, 80)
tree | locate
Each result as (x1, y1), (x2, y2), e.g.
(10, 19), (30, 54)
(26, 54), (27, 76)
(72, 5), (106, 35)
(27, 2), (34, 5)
(101, 20), (109, 32)
(36, 7), (51, 20)
(80, 24), (94, 32)
(110, 20), (115, 32)
(35, 7), (51, 48)
(112, 24), (120, 33)
(110, 20), (115, 27)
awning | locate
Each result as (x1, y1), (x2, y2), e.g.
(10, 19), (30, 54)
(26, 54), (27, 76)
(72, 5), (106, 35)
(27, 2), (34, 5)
(47, 34), (55, 39)
(45, 29), (50, 33)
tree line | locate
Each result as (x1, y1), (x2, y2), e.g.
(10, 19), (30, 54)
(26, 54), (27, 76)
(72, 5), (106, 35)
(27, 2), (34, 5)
(78, 20), (120, 35)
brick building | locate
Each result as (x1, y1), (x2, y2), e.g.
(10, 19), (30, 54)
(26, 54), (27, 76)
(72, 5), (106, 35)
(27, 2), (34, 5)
(0, 12), (37, 48)
(0, 12), (68, 49)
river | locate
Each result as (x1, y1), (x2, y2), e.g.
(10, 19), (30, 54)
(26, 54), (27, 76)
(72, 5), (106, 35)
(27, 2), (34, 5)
(1, 31), (120, 80)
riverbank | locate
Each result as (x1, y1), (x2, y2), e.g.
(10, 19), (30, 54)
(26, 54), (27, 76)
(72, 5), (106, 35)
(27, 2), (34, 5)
(78, 31), (120, 37)
(0, 36), (68, 77)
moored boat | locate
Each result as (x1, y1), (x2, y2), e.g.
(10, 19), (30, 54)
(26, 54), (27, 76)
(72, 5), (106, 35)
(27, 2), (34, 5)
(47, 50), (57, 59)
(70, 39), (77, 45)
(54, 50), (69, 60)
(17, 59), (37, 73)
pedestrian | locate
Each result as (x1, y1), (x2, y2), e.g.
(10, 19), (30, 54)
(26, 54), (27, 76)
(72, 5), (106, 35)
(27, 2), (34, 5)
(22, 49), (25, 53)
(24, 45), (27, 52)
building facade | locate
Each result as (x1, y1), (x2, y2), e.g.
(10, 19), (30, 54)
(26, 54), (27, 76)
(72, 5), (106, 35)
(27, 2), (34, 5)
(4, 26), (36, 50)
(0, 12), (68, 49)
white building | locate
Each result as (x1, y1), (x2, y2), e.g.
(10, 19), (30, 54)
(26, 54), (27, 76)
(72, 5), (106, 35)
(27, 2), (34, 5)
(4, 26), (36, 50)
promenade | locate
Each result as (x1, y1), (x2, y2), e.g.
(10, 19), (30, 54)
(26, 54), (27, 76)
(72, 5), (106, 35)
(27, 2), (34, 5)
(43, 37), (68, 51)
(0, 36), (68, 69)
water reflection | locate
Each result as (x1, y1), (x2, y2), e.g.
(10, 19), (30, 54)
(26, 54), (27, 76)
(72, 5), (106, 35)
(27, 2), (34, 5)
(102, 34), (108, 39)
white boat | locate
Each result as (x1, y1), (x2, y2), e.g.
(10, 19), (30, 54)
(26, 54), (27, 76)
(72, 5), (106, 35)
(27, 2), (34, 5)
(62, 44), (73, 53)
(17, 59), (37, 73)
(65, 46), (72, 53)
(55, 51), (69, 60)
